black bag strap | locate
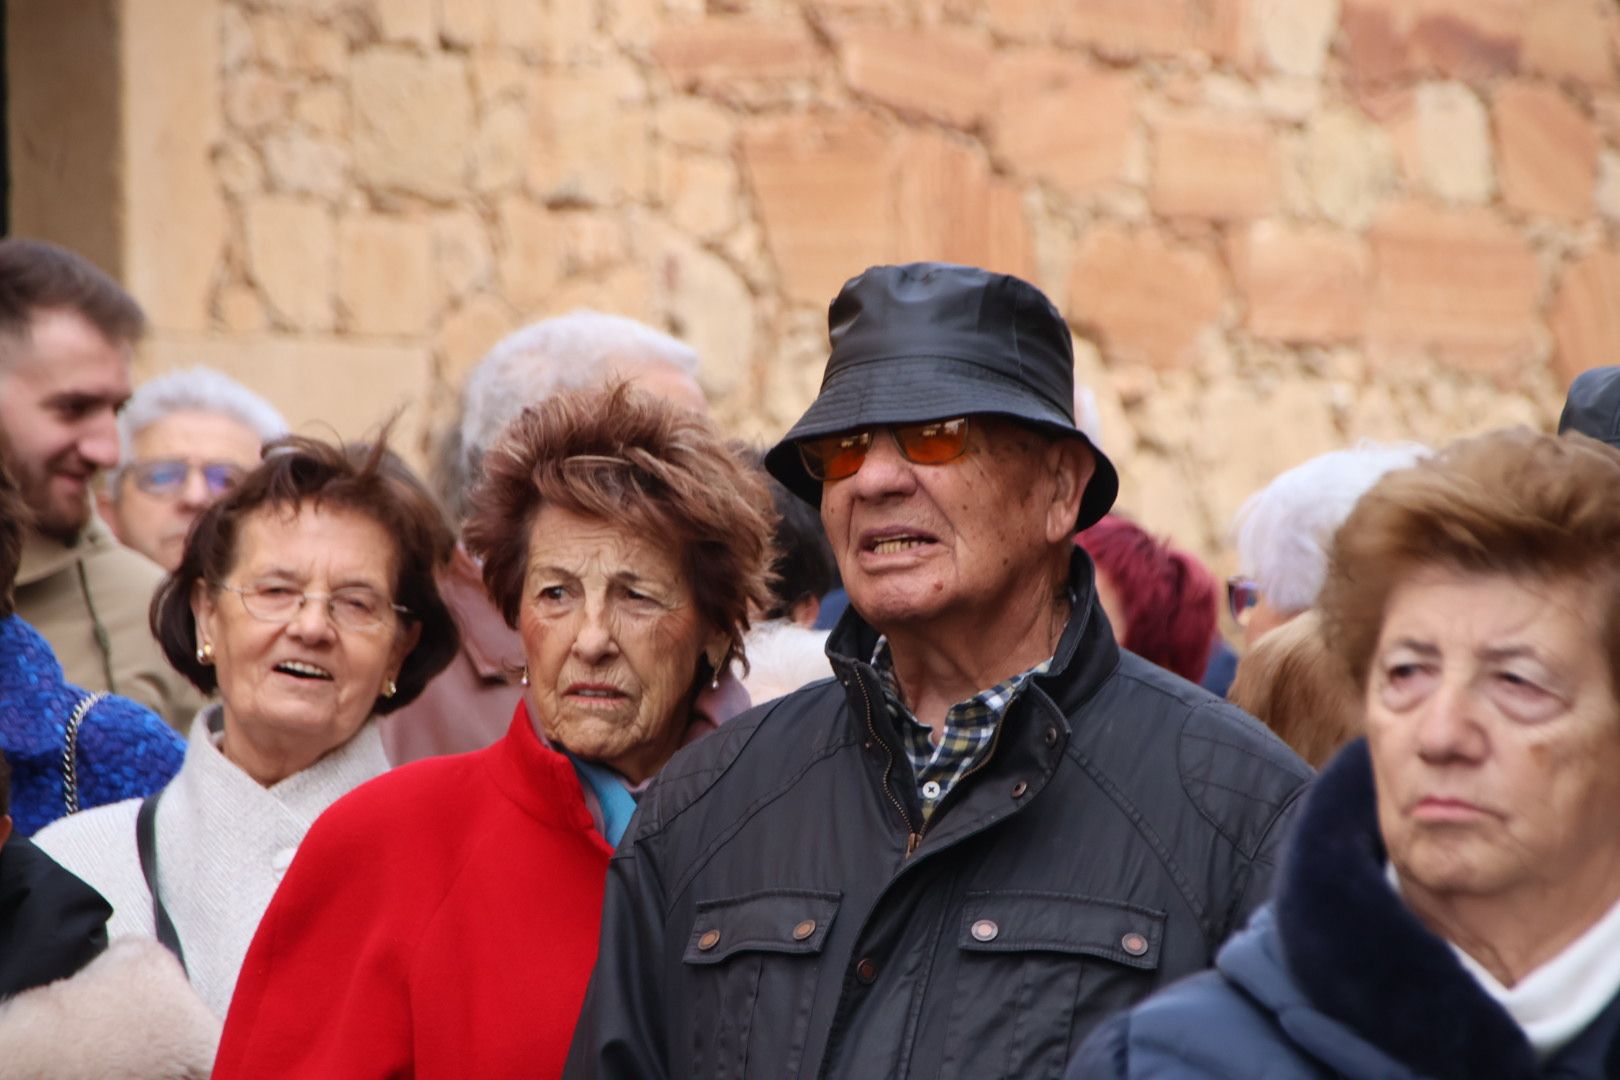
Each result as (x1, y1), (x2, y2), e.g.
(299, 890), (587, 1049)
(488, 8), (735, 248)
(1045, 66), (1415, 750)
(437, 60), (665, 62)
(136, 790), (187, 974)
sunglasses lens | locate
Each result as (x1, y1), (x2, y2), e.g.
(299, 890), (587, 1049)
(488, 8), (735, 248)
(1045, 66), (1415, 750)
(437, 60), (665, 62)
(1226, 578), (1260, 625)
(799, 433), (870, 481)
(895, 418), (969, 465)
(134, 460), (188, 495)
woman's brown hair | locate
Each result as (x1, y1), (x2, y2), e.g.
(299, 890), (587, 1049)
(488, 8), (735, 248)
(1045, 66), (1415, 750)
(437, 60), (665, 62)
(464, 381), (775, 677)
(152, 431), (459, 713)
(1319, 428), (1620, 695)
(1229, 611), (1360, 768)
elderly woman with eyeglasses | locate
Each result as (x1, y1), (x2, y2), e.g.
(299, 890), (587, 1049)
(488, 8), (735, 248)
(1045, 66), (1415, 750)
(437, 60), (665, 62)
(211, 383), (774, 1080)
(36, 433), (458, 1032)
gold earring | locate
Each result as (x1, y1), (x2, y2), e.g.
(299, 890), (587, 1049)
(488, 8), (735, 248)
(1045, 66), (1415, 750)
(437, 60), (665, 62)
(196, 642), (214, 664)
(382, 678), (397, 698)
(520, 666), (530, 687)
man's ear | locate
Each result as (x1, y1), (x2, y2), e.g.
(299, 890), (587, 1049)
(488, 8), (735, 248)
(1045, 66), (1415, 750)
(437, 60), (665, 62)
(1045, 438), (1094, 545)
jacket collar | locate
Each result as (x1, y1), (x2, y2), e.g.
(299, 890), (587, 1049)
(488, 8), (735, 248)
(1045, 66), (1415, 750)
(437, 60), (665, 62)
(489, 700), (612, 844)
(14, 513), (120, 589)
(1271, 739), (1542, 1079)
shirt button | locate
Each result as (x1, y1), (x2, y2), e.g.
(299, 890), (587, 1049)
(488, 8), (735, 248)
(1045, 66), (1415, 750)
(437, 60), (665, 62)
(792, 919), (817, 941)
(921, 780), (942, 800)
(1121, 932), (1149, 956)
(1011, 780), (1029, 798)
(697, 929), (721, 951)
(856, 957), (879, 984)
(971, 919), (999, 943)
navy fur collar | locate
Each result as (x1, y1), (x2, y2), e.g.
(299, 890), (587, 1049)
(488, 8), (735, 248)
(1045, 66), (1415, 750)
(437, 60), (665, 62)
(1275, 739), (1541, 1080)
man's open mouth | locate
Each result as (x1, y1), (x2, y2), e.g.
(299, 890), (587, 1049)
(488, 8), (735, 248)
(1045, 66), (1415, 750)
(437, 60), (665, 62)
(866, 535), (934, 555)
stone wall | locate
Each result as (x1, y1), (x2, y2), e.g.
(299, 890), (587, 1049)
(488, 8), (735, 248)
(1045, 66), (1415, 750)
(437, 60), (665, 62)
(10, 0), (1620, 564)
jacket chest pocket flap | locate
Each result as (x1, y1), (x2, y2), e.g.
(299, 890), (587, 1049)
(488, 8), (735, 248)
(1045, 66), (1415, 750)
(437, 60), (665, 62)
(681, 889), (841, 1078)
(939, 892), (1167, 1080)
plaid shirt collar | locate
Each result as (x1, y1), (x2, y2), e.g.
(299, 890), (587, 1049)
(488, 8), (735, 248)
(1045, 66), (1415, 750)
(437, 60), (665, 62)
(870, 637), (1052, 824)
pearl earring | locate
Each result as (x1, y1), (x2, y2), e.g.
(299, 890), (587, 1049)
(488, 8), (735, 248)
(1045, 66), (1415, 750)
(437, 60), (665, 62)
(521, 666), (530, 686)
(382, 678), (397, 699)
(196, 642), (214, 664)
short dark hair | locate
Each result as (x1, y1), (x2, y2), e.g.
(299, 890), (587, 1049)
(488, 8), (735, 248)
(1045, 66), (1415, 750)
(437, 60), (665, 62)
(152, 430), (459, 713)
(0, 238), (145, 356)
(1321, 427), (1620, 693)
(464, 381), (775, 674)
(0, 463), (28, 618)
(755, 454), (836, 620)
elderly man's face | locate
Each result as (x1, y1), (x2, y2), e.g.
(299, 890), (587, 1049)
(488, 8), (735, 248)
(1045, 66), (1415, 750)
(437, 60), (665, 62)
(819, 416), (1092, 634)
(0, 308), (132, 542)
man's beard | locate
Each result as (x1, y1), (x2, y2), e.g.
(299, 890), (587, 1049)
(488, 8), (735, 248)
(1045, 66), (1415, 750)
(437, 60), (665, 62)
(2, 452), (91, 545)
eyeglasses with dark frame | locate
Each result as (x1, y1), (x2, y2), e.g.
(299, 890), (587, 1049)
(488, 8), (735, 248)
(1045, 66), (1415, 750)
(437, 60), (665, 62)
(1226, 576), (1261, 626)
(128, 459), (247, 499)
(216, 580), (411, 634)
(797, 417), (972, 482)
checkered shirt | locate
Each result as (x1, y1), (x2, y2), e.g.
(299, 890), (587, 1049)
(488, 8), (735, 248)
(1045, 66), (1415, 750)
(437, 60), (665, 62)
(871, 637), (1052, 824)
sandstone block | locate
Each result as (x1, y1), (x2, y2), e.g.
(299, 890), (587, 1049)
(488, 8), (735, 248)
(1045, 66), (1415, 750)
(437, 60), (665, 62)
(249, 13), (295, 70)
(1055, 0), (1250, 63)
(1230, 221), (1368, 343)
(527, 62), (652, 206)
(471, 49), (529, 108)
(263, 132), (349, 201)
(836, 25), (993, 129)
(215, 140), (264, 197)
(245, 197), (336, 331)
(1307, 106), (1395, 228)
(989, 54), (1133, 200)
(655, 98), (736, 152)
(223, 7), (254, 71)
(1342, 0), (1524, 84)
(557, 212), (630, 276)
(352, 49), (473, 200)
(224, 68), (295, 131)
(1254, 0), (1337, 77)
(642, 223), (754, 401)
(662, 152), (740, 239)
(740, 113), (896, 305)
(215, 283), (269, 334)
(1412, 81), (1493, 203)
(491, 0), (543, 54)
(1523, 0), (1617, 88)
(437, 293), (519, 386)
(651, 18), (819, 105)
(371, 0), (436, 47)
(542, 264), (653, 325)
(1066, 225), (1225, 370)
(292, 23), (347, 76)
(1149, 109), (1280, 220)
(473, 101), (529, 193)
(984, 0), (1054, 40)
(1550, 249), (1620, 386)
(1196, 377), (1341, 534)
(431, 210), (494, 301)
(1598, 151), (1620, 222)
(496, 196), (563, 310)
(339, 215), (436, 335)
(1367, 201), (1540, 370)
(894, 130), (1036, 282)
(141, 334), (435, 469)
(296, 85), (348, 136)
(1494, 81), (1598, 219)
(437, 0), (490, 47)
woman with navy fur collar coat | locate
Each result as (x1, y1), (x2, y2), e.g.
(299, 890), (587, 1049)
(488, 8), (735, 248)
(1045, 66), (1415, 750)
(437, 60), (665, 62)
(1069, 428), (1620, 1080)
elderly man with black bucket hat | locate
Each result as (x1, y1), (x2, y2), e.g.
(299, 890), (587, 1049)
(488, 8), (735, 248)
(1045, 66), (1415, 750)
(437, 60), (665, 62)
(563, 263), (1312, 1080)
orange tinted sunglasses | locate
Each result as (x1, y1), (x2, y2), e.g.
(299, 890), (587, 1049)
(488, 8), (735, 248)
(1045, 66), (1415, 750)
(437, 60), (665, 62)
(798, 417), (971, 482)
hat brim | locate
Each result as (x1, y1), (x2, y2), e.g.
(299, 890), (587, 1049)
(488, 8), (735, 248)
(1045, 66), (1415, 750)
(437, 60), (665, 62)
(764, 354), (1120, 530)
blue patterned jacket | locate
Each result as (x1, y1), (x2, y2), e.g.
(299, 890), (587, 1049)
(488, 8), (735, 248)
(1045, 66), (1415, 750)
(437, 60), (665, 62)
(0, 616), (184, 836)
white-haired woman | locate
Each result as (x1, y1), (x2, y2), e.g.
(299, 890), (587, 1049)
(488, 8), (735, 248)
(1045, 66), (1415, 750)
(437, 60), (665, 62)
(104, 366), (288, 572)
(1227, 441), (1428, 648)
(381, 309), (716, 765)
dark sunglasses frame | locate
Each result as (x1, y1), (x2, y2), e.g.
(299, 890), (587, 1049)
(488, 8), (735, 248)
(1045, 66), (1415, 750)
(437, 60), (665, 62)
(797, 417), (972, 482)
(128, 458), (247, 498)
(1226, 576), (1261, 625)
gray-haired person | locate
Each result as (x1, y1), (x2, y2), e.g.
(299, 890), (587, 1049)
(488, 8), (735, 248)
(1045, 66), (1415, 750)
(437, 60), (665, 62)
(563, 263), (1312, 1079)
(382, 309), (714, 765)
(104, 366), (287, 572)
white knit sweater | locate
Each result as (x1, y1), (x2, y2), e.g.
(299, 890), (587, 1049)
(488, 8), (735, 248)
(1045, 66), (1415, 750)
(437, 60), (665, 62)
(35, 705), (391, 1017)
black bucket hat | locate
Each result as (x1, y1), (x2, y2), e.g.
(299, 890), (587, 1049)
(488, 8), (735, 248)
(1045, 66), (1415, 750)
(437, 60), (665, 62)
(1558, 365), (1620, 449)
(764, 262), (1119, 530)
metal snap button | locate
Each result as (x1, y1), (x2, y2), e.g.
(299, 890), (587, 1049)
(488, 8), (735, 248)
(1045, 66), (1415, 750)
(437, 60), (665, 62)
(856, 957), (879, 983)
(697, 929), (721, 951)
(1121, 932), (1149, 956)
(971, 919), (999, 943)
(1011, 780), (1029, 798)
(792, 919), (817, 941)
(1044, 725), (1059, 746)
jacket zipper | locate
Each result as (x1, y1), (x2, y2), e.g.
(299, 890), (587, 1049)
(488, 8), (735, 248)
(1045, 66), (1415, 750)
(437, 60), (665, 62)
(853, 670), (923, 855)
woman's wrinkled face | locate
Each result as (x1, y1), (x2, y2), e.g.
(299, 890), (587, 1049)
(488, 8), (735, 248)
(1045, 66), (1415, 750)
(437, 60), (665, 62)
(519, 503), (724, 785)
(1367, 567), (1620, 909)
(193, 503), (418, 783)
